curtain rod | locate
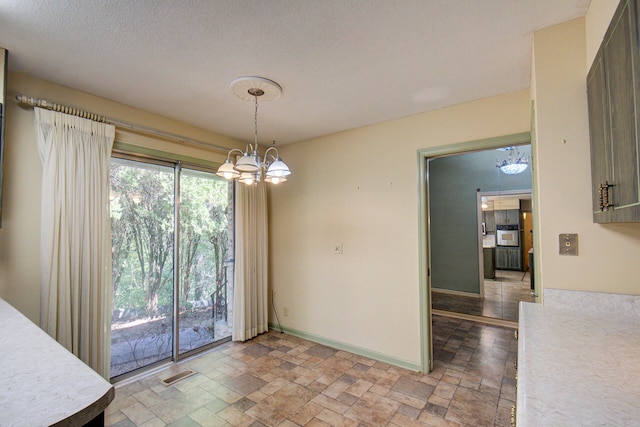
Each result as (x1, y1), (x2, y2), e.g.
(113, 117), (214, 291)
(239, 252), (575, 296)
(15, 94), (230, 154)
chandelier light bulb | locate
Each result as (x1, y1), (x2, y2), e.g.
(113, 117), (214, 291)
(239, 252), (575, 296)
(215, 159), (240, 180)
(266, 158), (291, 178)
(265, 174), (287, 184)
(239, 172), (256, 185)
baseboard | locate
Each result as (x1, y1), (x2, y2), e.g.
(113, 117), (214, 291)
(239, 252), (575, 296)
(431, 288), (481, 298)
(431, 309), (518, 329)
(268, 323), (422, 372)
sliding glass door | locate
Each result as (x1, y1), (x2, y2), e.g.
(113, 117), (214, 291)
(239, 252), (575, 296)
(109, 157), (234, 379)
(177, 168), (234, 355)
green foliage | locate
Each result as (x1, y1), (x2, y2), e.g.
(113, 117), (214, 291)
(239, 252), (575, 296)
(110, 160), (232, 317)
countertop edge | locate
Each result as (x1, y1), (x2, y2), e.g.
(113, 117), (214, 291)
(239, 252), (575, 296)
(51, 386), (115, 427)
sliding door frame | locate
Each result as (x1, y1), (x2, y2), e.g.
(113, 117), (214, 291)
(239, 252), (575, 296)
(173, 161), (181, 361)
(110, 150), (234, 381)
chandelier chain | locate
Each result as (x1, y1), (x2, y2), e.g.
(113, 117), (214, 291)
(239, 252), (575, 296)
(254, 94), (259, 148)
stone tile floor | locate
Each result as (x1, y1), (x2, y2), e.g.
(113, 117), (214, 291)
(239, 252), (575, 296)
(432, 270), (535, 321)
(106, 315), (517, 426)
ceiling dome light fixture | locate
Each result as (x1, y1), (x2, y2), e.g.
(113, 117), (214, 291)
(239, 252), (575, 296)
(496, 146), (529, 175)
(216, 76), (291, 185)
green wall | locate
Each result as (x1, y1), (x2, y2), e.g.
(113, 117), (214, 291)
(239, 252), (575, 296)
(429, 145), (532, 294)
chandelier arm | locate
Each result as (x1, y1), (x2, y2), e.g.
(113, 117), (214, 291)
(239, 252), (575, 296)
(226, 148), (244, 161)
(263, 146), (280, 163)
(265, 154), (278, 164)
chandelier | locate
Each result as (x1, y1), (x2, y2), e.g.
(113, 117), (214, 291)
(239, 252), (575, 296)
(496, 146), (528, 175)
(216, 77), (291, 185)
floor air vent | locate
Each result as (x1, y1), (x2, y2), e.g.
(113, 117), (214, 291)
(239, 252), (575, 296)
(162, 370), (196, 386)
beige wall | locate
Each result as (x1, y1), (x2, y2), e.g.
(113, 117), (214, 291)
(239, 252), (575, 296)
(532, 11), (640, 296)
(585, 0), (618, 66)
(0, 72), (242, 322)
(270, 90), (531, 366)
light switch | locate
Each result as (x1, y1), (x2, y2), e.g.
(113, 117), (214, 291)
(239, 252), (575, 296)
(559, 233), (578, 256)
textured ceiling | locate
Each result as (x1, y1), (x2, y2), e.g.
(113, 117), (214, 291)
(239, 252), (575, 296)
(0, 0), (590, 145)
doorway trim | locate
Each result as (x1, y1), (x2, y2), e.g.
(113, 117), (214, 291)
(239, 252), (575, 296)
(417, 131), (531, 373)
(476, 190), (485, 298)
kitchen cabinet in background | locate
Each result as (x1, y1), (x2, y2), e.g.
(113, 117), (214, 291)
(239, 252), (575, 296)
(482, 211), (496, 233)
(483, 247), (496, 279)
(494, 209), (520, 225)
(496, 246), (521, 271)
(587, 0), (640, 223)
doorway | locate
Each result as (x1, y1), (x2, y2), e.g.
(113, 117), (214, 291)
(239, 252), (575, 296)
(417, 132), (537, 372)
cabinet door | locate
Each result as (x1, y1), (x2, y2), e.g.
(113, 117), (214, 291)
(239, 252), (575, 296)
(483, 211), (496, 233)
(483, 248), (495, 279)
(495, 248), (508, 269)
(587, 51), (611, 223)
(495, 247), (521, 271)
(507, 209), (520, 225)
(605, 0), (640, 221)
(507, 248), (522, 271)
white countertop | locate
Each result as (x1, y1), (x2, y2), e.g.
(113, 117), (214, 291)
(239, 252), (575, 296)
(0, 298), (114, 426)
(517, 302), (640, 426)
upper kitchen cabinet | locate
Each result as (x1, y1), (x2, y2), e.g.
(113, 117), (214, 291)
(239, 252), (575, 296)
(494, 209), (520, 225)
(587, 0), (640, 223)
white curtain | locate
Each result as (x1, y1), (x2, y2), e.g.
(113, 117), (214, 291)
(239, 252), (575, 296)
(34, 108), (115, 378)
(232, 181), (269, 341)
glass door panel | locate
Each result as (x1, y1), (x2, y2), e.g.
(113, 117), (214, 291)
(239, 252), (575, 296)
(178, 168), (234, 355)
(109, 158), (175, 378)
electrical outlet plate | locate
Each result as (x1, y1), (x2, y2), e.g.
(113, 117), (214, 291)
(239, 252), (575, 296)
(559, 233), (578, 256)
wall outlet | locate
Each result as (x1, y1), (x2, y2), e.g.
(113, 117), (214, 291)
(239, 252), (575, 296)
(333, 243), (343, 254)
(559, 233), (578, 256)
(283, 307), (289, 316)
